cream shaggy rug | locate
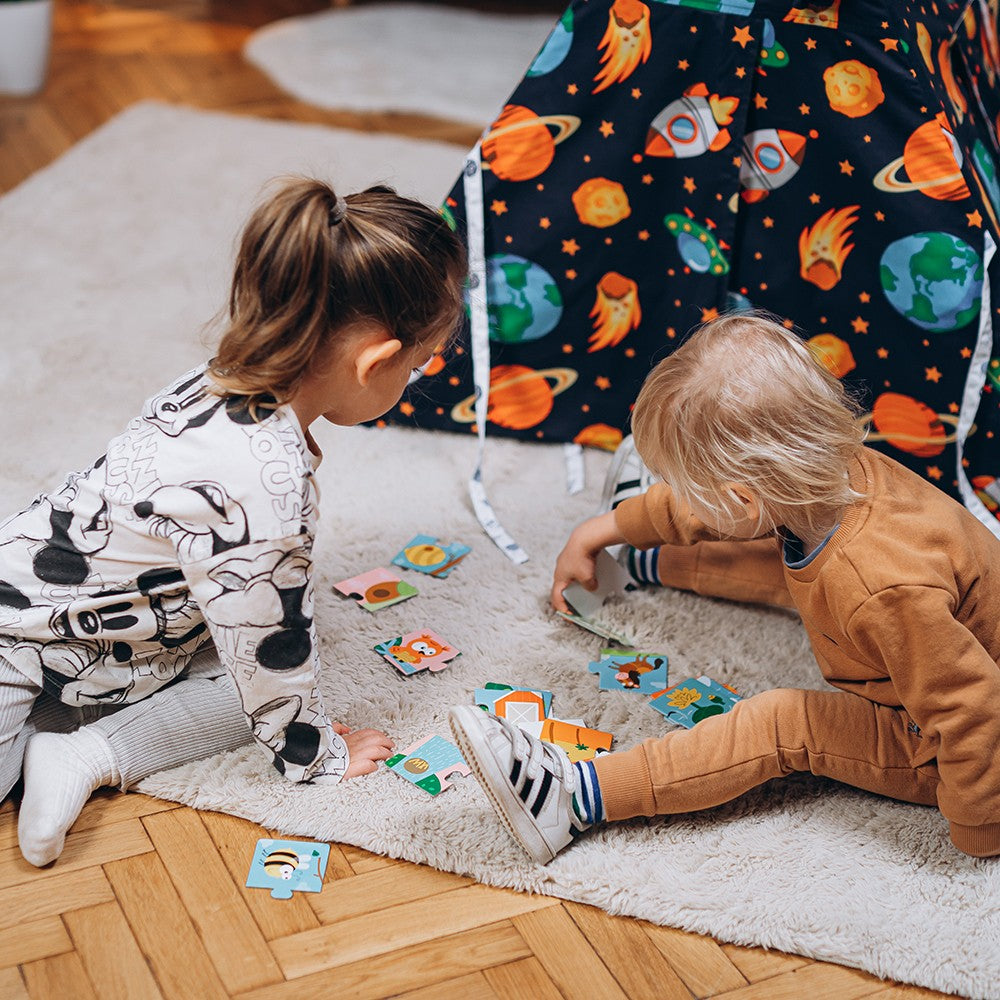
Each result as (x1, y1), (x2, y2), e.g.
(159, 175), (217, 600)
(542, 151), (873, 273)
(2, 103), (998, 998)
(243, 3), (558, 127)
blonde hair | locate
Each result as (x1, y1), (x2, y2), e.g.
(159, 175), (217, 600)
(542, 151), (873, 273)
(209, 177), (466, 410)
(631, 312), (866, 536)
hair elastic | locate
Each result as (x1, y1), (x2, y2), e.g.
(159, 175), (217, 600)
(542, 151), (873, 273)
(329, 195), (348, 226)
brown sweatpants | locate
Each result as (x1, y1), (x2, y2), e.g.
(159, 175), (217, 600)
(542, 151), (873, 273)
(592, 685), (940, 821)
(592, 538), (941, 835)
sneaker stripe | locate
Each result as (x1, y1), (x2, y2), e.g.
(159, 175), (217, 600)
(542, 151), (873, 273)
(530, 769), (553, 818)
(612, 478), (641, 502)
(518, 776), (534, 803)
(510, 758), (521, 785)
(576, 771), (592, 822)
(615, 477), (641, 490)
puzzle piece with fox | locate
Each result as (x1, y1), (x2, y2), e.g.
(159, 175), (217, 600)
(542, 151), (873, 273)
(375, 630), (459, 675)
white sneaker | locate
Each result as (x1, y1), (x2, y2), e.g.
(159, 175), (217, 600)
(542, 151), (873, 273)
(449, 705), (588, 864)
(598, 434), (659, 574)
(598, 434), (658, 516)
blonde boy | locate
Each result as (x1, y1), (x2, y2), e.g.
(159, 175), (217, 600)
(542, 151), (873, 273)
(450, 313), (1000, 864)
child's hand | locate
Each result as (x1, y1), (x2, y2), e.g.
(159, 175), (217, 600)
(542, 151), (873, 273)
(333, 724), (396, 779)
(551, 511), (626, 612)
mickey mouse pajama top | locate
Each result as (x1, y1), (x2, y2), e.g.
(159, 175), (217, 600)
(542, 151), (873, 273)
(0, 365), (349, 783)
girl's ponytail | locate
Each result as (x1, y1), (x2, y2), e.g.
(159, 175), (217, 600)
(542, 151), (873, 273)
(210, 177), (465, 412)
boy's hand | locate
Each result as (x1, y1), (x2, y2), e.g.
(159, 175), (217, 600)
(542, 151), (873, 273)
(332, 724), (396, 779)
(551, 511), (626, 613)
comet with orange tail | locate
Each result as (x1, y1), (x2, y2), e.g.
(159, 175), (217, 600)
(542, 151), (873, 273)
(799, 205), (859, 290)
(593, 0), (652, 94)
(938, 40), (968, 122)
(589, 272), (641, 352)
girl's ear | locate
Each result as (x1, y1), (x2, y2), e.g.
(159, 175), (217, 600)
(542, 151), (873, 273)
(353, 330), (403, 386)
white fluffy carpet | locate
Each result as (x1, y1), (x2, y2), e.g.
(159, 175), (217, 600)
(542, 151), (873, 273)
(243, 3), (558, 127)
(2, 103), (998, 998)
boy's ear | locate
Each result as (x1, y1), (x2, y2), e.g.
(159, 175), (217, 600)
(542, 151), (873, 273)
(724, 482), (763, 521)
(354, 330), (403, 386)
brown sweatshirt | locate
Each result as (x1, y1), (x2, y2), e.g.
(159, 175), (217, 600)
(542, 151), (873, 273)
(614, 447), (1000, 857)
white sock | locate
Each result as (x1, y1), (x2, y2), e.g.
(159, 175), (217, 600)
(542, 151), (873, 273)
(18, 728), (121, 867)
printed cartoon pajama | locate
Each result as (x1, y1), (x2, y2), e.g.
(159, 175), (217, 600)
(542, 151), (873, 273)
(0, 365), (349, 784)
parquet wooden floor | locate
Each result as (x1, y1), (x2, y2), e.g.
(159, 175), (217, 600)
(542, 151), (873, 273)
(0, 3), (958, 997)
(0, 791), (950, 1000)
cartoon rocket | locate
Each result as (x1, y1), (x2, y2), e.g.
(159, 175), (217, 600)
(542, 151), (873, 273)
(645, 83), (739, 158)
(739, 128), (807, 202)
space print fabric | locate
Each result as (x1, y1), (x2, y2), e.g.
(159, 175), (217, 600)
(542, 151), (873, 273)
(381, 0), (1000, 535)
(0, 365), (348, 783)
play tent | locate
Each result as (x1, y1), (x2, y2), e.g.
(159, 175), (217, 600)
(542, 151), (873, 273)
(380, 0), (1000, 539)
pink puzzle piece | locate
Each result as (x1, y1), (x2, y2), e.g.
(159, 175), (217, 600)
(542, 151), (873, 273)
(385, 734), (471, 795)
(374, 630), (460, 675)
(333, 567), (418, 612)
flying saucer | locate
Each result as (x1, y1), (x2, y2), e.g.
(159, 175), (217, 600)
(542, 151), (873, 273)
(664, 214), (730, 275)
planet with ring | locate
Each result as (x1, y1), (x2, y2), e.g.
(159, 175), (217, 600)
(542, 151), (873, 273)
(664, 214), (730, 275)
(482, 104), (581, 182)
(873, 117), (970, 201)
(864, 392), (966, 458)
(451, 365), (578, 430)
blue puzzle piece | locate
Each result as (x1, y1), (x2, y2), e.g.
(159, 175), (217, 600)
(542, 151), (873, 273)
(245, 838), (330, 900)
(588, 650), (668, 693)
(648, 675), (741, 728)
(392, 534), (471, 578)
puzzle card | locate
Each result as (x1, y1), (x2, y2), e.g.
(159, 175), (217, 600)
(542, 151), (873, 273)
(561, 549), (628, 618)
(557, 609), (634, 647)
(385, 734), (471, 795)
(245, 838), (330, 900)
(392, 534), (471, 578)
(588, 649), (668, 694)
(518, 717), (613, 763)
(374, 630), (459, 675)
(333, 567), (417, 612)
(648, 675), (741, 728)
(474, 684), (553, 724)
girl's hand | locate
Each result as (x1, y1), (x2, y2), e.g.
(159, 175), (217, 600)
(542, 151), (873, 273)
(551, 511), (626, 612)
(336, 726), (396, 779)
